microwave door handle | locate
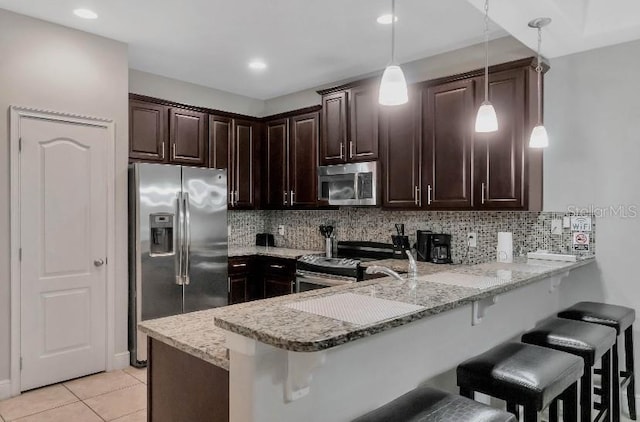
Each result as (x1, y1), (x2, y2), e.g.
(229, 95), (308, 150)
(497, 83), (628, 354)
(175, 193), (184, 285)
(354, 173), (360, 200)
(183, 192), (191, 286)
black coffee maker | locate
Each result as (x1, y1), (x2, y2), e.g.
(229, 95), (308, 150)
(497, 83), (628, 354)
(392, 224), (410, 260)
(416, 231), (452, 264)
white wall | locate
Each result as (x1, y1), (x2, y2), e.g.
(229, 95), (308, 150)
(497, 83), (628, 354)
(546, 39), (640, 392)
(263, 36), (534, 116)
(0, 9), (130, 385)
(129, 69), (266, 117)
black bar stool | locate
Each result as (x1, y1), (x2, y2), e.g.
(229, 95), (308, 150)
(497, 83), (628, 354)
(521, 317), (616, 422)
(559, 301), (636, 422)
(457, 342), (584, 422)
(352, 386), (516, 422)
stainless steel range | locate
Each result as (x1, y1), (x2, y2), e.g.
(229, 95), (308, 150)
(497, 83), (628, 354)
(295, 241), (395, 292)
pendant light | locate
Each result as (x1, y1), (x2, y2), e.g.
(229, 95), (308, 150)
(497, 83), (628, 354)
(528, 17), (552, 148)
(378, 0), (408, 105)
(475, 0), (498, 133)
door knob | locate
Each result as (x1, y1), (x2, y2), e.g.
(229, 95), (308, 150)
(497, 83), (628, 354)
(94, 259), (105, 267)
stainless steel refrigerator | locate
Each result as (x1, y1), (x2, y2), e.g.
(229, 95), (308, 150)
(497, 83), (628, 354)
(128, 163), (228, 366)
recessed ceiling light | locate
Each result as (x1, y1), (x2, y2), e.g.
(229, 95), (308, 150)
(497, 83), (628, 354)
(376, 14), (398, 25)
(73, 8), (98, 19)
(248, 60), (267, 70)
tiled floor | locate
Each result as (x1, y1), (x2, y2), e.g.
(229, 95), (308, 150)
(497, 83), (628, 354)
(0, 367), (147, 422)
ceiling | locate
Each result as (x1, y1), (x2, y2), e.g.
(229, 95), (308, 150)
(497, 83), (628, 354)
(3, 1), (640, 100)
(0, 0), (506, 99)
(466, 0), (640, 58)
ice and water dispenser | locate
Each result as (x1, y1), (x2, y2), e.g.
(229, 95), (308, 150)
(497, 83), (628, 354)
(149, 213), (174, 256)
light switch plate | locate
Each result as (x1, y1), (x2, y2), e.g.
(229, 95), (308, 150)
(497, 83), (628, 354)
(551, 219), (562, 235)
(563, 217), (571, 228)
(467, 232), (477, 248)
(278, 225), (285, 236)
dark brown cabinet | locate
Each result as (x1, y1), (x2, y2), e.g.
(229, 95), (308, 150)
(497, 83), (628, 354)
(261, 258), (296, 298)
(264, 112), (319, 209)
(228, 256), (296, 301)
(208, 115), (231, 169)
(169, 108), (208, 166)
(228, 257), (252, 305)
(129, 100), (167, 162)
(422, 79), (475, 209)
(320, 85), (379, 165)
(231, 120), (258, 209)
(380, 87), (422, 209)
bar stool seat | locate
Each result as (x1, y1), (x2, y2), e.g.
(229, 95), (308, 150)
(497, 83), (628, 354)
(352, 386), (516, 422)
(522, 317), (616, 422)
(558, 301), (635, 335)
(457, 342), (584, 422)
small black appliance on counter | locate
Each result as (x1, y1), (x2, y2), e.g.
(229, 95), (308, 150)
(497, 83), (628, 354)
(416, 231), (452, 264)
(256, 233), (275, 247)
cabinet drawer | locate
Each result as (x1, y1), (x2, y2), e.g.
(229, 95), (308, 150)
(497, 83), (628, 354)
(262, 258), (296, 277)
(228, 257), (252, 275)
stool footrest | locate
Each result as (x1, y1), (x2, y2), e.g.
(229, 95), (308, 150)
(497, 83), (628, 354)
(594, 368), (603, 375)
(594, 409), (609, 422)
(594, 402), (604, 411)
(594, 386), (603, 396)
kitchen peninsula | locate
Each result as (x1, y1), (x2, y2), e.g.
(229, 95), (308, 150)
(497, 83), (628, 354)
(139, 256), (594, 422)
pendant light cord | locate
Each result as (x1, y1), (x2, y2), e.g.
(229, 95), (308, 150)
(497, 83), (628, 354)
(536, 27), (543, 125)
(391, 0), (396, 64)
(484, 0), (490, 102)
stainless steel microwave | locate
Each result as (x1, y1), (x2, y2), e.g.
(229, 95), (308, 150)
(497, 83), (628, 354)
(318, 161), (378, 206)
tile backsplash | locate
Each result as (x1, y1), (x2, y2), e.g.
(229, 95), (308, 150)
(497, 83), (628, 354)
(229, 209), (595, 265)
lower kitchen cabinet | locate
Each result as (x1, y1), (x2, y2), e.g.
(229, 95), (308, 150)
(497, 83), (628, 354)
(228, 257), (252, 304)
(228, 256), (296, 303)
(261, 257), (296, 298)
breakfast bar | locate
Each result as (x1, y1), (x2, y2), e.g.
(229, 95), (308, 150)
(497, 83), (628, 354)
(139, 257), (594, 422)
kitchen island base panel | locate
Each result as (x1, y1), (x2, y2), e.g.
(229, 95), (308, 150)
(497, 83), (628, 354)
(223, 275), (570, 422)
(148, 338), (229, 422)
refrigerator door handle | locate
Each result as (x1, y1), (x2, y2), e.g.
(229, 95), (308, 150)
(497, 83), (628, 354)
(175, 192), (184, 285)
(183, 192), (191, 286)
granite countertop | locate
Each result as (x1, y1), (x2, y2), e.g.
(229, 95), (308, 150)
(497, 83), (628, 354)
(228, 246), (322, 259)
(140, 256), (595, 368)
(361, 258), (455, 275)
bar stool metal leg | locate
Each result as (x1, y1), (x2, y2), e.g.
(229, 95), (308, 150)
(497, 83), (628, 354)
(550, 399), (559, 422)
(506, 402), (518, 417)
(625, 326), (636, 420)
(613, 342), (621, 422)
(602, 350), (612, 422)
(582, 363), (593, 422)
(523, 404), (538, 422)
(459, 387), (473, 400)
(563, 382), (579, 422)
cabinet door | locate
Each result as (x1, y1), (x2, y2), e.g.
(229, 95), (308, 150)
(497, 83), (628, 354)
(380, 88), (422, 209)
(321, 92), (347, 165)
(474, 68), (526, 209)
(289, 112), (319, 207)
(129, 100), (167, 162)
(169, 108), (207, 166)
(264, 277), (293, 298)
(209, 115), (231, 170)
(232, 119), (256, 208)
(348, 86), (379, 162)
(265, 119), (289, 208)
(228, 275), (248, 304)
(423, 79), (475, 209)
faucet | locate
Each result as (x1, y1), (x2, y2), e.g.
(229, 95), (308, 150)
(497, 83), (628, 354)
(365, 266), (405, 282)
(406, 249), (418, 280)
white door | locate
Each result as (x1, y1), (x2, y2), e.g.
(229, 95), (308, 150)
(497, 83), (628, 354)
(19, 115), (108, 391)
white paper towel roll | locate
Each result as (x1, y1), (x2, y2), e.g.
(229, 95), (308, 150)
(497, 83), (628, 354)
(497, 232), (513, 263)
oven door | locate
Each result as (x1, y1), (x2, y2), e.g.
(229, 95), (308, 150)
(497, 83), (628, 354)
(295, 271), (355, 293)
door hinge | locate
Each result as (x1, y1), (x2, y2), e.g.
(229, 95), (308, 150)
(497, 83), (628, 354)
(18, 137), (22, 152)
(20, 357), (23, 370)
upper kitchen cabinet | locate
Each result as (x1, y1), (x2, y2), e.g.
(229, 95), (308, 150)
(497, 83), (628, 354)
(208, 115), (231, 169)
(422, 78), (475, 209)
(129, 100), (168, 162)
(230, 119), (259, 209)
(169, 108), (208, 166)
(380, 87), (422, 209)
(473, 65), (542, 210)
(263, 110), (320, 209)
(319, 84), (379, 165)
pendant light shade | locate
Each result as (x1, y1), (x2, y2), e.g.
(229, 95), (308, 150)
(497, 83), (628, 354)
(379, 65), (408, 106)
(475, 101), (499, 132)
(379, 0), (408, 105)
(528, 17), (551, 148)
(529, 125), (549, 148)
(475, 0), (498, 133)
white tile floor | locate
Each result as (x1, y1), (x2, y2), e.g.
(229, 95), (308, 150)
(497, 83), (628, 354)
(0, 367), (147, 422)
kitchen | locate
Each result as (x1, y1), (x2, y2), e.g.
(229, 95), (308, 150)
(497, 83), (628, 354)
(0, 1), (639, 421)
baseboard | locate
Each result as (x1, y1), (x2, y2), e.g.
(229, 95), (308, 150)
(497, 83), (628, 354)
(0, 379), (12, 400)
(113, 351), (131, 370)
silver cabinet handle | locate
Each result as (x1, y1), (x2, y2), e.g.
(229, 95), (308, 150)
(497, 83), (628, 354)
(172, 143), (176, 159)
(93, 259), (104, 267)
(290, 190), (294, 207)
(183, 192), (191, 286)
(481, 182), (486, 205)
(161, 141), (165, 159)
(232, 263), (247, 268)
(229, 191), (234, 206)
(283, 191), (288, 205)
(339, 142), (344, 160)
(175, 193), (184, 285)
(414, 186), (420, 206)
(427, 185), (432, 205)
(270, 264), (285, 269)
(234, 190), (239, 206)
(349, 141), (354, 158)
(227, 277), (231, 294)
